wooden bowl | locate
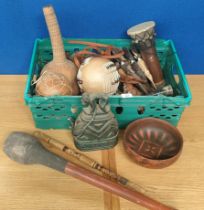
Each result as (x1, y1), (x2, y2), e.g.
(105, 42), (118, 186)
(123, 118), (183, 169)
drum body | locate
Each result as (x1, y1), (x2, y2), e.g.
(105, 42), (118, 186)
(127, 21), (165, 89)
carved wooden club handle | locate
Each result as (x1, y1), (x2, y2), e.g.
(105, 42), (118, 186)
(65, 162), (176, 210)
(33, 131), (145, 193)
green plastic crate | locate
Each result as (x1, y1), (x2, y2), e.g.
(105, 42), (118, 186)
(24, 38), (192, 129)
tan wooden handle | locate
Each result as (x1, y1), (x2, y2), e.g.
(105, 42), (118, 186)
(65, 162), (176, 210)
(43, 5), (66, 63)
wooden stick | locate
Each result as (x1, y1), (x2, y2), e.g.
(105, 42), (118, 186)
(65, 162), (176, 210)
(4, 131), (176, 210)
(33, 131), (146, 193)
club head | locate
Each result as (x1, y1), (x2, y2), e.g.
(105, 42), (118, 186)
(3, 132), (43, 164)
(3, 131), (67, 172)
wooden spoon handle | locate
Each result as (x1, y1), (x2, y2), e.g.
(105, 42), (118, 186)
(65, 162), (176, 210)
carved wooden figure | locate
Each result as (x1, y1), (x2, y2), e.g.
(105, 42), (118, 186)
(72, 93), (119, 151)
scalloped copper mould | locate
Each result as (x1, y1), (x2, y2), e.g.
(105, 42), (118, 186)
(123, 118), (183, 169)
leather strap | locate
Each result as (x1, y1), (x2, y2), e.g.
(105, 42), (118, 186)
(68, 40), (124, 67)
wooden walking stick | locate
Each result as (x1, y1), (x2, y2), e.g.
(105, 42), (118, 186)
(4, 132), (177, 210)
(35, 5), (79, 96)
(33, 131), (145, 193)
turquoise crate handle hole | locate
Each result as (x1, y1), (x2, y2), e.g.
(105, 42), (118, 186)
(71, 105), (78, 114)
(137, 106), (145, 115)
(115, 106), (123, 114)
